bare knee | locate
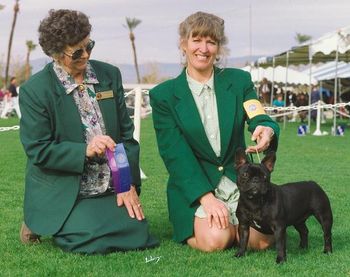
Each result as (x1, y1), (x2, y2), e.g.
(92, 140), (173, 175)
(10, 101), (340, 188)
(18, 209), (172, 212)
(248, 238), (272, 250)
(247, 228), (274, 250)
(203, 231), (232, 252)
(188, 225), (236, 252)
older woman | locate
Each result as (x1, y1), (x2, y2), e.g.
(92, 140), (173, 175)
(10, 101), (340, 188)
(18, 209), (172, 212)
(150, 12), (280, 252)
(19, 9), (158, 254)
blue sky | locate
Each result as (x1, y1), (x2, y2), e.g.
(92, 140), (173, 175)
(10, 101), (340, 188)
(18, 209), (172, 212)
(0, 0), (350, 65)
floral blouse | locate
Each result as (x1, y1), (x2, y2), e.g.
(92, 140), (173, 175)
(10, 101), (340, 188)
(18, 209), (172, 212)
(53, 62), (111, 197)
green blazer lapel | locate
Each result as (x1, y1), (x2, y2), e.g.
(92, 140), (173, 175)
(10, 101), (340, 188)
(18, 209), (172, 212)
(93, 78), (117, 138)
(79, 60), (118, 138)
(214, 68), (236, 157)
(48, 65), (85, 142)
(174, 70), (217, 159)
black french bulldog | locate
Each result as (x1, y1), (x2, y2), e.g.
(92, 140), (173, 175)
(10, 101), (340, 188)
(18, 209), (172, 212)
(234, 148), (333, 263)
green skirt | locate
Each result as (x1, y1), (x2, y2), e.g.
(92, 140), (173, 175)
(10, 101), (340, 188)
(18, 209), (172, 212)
(53, 193), (159, 254)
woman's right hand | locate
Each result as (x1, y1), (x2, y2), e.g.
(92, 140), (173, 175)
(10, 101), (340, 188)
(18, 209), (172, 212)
(199, 192), (229, 229)
(86, 135), (116, 158)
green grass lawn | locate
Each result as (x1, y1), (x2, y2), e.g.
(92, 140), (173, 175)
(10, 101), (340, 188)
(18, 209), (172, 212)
(1, 116), (350, 276)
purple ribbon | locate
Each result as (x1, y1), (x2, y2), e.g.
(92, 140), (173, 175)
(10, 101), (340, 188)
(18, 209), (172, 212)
(106, 143), (131, 193)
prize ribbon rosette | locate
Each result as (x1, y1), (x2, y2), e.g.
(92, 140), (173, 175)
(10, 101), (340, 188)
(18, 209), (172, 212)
(106, 143), (132, 193)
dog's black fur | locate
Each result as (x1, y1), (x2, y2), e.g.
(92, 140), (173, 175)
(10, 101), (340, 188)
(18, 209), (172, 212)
(234, 148), (333, 263)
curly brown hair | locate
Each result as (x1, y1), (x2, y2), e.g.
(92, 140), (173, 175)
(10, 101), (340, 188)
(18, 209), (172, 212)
(38, 9), (92, 57)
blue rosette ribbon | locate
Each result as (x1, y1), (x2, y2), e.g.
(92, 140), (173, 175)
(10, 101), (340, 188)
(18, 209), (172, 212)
(106, 143), (132, 193)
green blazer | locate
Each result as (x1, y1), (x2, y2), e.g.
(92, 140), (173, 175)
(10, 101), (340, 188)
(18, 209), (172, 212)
(19, 60), (141, 235)
(150, 67), (279, 243)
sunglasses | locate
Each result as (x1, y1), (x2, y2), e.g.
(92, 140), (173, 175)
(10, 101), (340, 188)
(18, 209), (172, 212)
(64, 40), (95, 60)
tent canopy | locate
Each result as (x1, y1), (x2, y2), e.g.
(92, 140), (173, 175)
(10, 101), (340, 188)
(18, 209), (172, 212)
(242, 65), (316, 85)
(302, 61), (350, 81)
(258, 25), (350, 67)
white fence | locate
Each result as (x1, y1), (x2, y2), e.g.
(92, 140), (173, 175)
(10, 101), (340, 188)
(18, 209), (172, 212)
(1, 84), (350, 139)
(124, 84), (350, 140)
(123, 84), (156, 142)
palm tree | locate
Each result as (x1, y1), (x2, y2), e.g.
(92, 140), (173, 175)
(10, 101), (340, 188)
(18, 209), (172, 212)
(295, 33), (312, 44)
(124, 17), (142, 83)
(5, 0), (20, 86)
(25, 40), (37, 80)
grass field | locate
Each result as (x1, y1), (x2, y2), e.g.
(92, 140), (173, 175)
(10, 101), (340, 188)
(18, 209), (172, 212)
(1, 116), (350, 276)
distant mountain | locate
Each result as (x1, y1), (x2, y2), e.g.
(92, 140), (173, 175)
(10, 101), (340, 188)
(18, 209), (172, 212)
(117, 63), (182, 83)
(30, 57), (182, 83)
(228, 55), (262, 67)
(30, 55), (260, 84)
(31, 57), (52, 74)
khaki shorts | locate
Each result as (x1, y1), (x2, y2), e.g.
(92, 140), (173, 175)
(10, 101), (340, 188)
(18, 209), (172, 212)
(195, 176), (240, 225)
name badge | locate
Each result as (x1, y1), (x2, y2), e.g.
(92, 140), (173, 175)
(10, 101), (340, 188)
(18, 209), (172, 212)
(96, 90), (114, 100)
(243, 99), (266, 119)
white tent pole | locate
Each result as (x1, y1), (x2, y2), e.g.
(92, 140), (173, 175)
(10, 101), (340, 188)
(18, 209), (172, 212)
(133, 87), (147, 179)
(270, 57), (275, 106)
(320, 81), (326, 124)
(283, 51), (289, 129)
(133, 87), (142, 143)
(338, 78), (342, 119)
(307, 54), (313, 133)
(312, 100), (324, 136)
(332, 45), (339, 136)
(257, 65), (260, 92)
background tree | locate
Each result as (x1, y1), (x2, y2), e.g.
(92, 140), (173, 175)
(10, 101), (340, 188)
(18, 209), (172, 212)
(5, 0), (20, 86)
(0, 4), (5, 87)
(141, 62), (168, 84)
(25, 40), (37, 80)
(295, 33), (312, 44)
(11, 57), (26, 84)
(124, 17), (142, 83)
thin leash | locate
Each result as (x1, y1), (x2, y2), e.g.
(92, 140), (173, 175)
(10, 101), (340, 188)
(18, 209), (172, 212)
(249, 148), (261, 163)
(255, 148), (261, 163)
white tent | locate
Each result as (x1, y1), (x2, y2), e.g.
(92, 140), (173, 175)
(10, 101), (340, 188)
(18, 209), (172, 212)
(309, 26), (350, 57)
(302, 61), (350, 81)
(257, 25), (350, 67)
(243, 65), (316, 85)
(257, 25), (350, 132)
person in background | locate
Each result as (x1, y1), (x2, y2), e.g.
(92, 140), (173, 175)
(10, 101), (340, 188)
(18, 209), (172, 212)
(295, 92), (309, 122)
(19, 9), (158, 254)
(0, 77), (21, 118)
(311, 85), (321, 121)
(259, 77), (271, 105)
(272, 94), (285, 122)
(150, 11), (279, 252)
(0, 88), (6, 116)
(8, 77), (17, 97)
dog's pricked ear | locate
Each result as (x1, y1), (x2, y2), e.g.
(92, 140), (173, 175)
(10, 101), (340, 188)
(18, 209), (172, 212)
(235, 148), (248, 170)
(262, 151), (276, 172)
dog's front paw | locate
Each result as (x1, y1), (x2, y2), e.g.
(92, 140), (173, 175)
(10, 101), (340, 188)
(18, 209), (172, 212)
(276, 255), (286, 264)
(234, 250), (246, 258)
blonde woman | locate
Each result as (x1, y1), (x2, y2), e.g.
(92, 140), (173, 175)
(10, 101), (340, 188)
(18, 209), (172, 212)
(150, 11), (279, 252)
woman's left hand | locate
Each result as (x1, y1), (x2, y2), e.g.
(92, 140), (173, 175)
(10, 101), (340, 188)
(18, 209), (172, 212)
(246, 126), (274, 153)
(116, 185), (145, 221)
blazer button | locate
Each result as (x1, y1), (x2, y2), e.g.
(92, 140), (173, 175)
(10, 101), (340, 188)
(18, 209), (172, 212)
(218, 166), (224, 172)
